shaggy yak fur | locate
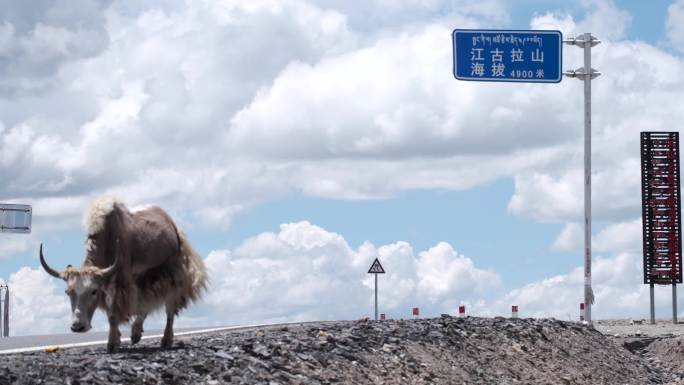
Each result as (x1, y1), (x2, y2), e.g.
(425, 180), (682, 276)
(40, 197), (207, 353)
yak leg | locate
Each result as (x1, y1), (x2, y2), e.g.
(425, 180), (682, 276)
(131, 313), (147, 345)
(161, 304), (176, 349)
(107, 316), (121, 353)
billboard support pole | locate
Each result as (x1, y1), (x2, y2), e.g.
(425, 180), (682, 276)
(650, 283), (655, 324)
(673, 281), (678, 324)
(564, 33), (600, 325)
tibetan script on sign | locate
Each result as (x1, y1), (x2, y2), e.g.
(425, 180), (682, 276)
(452, 29), (562, 83)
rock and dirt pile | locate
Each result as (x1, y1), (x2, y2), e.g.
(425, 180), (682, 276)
(597, 319), (684, 384)
(0, 316), (670, 384)
(639, 336), (684, 382)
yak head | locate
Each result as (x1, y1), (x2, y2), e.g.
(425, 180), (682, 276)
(39, 243), (118, 333)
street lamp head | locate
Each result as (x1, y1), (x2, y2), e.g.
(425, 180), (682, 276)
(563, 34), (601, 48)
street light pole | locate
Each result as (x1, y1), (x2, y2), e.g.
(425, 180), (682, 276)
(564, 32), (601, 324)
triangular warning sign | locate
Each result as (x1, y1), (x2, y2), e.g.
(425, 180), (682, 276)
(367, 258), (385, 274)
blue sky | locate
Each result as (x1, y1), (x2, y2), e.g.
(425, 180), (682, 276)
(1, 0), (684, 335)
(511, 0), (669, 44)
(201, 180), (574, 288)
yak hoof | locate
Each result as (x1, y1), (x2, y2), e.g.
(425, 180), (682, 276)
(107, 341), (120, 354)
(161, 335), (173, 349)
(131, 331), (142, 345)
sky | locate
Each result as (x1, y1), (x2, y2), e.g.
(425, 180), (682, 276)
(1, 0), (684, 336)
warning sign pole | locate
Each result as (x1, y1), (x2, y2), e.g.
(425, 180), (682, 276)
(374, 274), (378, 321)
(367, 258), (385, 321)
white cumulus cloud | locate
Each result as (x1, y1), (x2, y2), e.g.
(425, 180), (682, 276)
(552, 222), (583, 252)
(5, 267), (71, 336)
(491, 252), (673, 320)
(193, 221), (501, 325)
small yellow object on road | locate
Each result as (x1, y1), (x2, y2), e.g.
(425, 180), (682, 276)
(318, 330), (327, 337)
(44, 346), (61, 353)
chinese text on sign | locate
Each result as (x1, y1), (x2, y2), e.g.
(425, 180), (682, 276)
(452, 29), (562, 83)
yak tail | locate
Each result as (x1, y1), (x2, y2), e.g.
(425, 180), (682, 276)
(177, 228), (209, 304)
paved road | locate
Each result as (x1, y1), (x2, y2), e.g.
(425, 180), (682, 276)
(0, 326), (216, 353)
(0, 321), (325, 354)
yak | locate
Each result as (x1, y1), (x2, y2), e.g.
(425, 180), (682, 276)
(40, 197), (207, 353)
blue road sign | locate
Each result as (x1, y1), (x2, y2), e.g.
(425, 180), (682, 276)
(452, 29), (562, 83)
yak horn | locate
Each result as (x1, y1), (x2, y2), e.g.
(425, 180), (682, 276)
(39, 243), (64, 279)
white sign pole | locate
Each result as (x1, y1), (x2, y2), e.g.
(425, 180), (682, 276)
(2, 285), (7, 337)
(564, 33), (600, 325)
(374, 273), (378, 321)
(367, 258), (385, 321)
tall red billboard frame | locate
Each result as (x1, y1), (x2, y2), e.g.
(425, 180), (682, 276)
(641, 131), (681, 324)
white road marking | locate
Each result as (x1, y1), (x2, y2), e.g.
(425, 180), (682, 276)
(0, 321), (318, 355)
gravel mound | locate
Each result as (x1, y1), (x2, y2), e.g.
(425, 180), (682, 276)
(620, 336), (684, 385)
(0, 316), (666, 384)
(644, 336), (684, 370)
(595, 318), (684, 384)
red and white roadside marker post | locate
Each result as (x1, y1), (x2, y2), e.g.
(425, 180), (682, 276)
(458, 305), (466, 318)
(511, 305), (518, 318)
(580, 303), (586, 322)
(412, 307), (419, 319)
